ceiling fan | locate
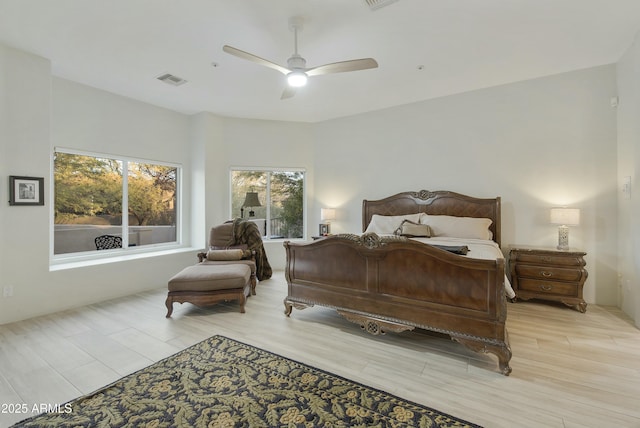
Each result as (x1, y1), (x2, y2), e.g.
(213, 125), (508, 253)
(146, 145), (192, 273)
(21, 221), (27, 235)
(223, 16), (378, 99)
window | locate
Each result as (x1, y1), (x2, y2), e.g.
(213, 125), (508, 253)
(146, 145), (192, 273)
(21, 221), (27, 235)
(53, 149), (180, 255)
(231, 169), (305, 239)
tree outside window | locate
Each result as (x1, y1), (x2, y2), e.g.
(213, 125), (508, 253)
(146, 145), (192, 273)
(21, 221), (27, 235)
(54, 151), (179, 255)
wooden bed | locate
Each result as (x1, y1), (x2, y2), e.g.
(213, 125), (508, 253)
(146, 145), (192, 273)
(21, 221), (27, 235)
(283, 190), (512, 375)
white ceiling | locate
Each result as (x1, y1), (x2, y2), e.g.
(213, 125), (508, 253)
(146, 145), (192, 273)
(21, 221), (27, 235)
(1, 0), (640, 123)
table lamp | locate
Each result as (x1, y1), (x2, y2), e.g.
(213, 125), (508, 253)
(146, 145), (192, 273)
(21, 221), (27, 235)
(550, 207), (580, 250)
(319, 208), (335, 235)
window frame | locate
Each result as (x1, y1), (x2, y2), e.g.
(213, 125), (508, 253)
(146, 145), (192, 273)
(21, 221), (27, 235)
(229, 166), (306, 241)
(50, 147), (183, 266)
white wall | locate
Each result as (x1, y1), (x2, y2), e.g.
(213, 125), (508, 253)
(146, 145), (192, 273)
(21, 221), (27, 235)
(0, 45), (198, 325)
(1, 45), (55, 324)
(314, 65), (619, 306)
(0, 46), (6, 284)
(616, 31), (640, 326)
(190, 112), (224, 248)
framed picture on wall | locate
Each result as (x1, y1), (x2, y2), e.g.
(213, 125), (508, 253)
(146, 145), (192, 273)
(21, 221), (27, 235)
(9, 176), (44, 206)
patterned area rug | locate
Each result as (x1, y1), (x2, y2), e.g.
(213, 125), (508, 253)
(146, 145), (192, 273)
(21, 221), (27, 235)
(14, 335), (481, 427)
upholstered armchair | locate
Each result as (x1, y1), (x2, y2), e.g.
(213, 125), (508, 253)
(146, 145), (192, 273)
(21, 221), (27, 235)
(196, 219), (272, 290)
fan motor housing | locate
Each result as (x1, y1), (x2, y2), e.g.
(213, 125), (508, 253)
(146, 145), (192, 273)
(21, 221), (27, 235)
(287, 54), (306, 70)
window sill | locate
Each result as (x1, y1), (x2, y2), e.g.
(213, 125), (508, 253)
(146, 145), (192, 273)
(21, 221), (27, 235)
(49, 246), (199, 272)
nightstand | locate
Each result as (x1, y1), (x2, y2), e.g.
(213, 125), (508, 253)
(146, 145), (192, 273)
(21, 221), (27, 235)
(508, 246), (588, 312)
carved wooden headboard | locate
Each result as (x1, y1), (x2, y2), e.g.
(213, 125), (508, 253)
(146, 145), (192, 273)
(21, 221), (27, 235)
(362, 190), (501, 246)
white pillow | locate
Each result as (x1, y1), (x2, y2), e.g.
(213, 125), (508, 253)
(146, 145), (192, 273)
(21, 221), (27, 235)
(420, 214), (493, 240)
(365, 213), (423, 235)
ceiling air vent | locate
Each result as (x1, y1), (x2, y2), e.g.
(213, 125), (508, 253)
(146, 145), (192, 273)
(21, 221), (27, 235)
(364, 0), (399, 11)
(156, 73), (188, 86)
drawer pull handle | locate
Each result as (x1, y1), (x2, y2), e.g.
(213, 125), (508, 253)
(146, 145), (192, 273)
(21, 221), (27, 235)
(540, 284), (553, 291)
(541, 271), (553, 277)
(542, 256), (552, 262)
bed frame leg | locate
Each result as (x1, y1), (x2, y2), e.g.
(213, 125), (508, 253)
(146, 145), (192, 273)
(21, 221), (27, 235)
(284, 299), (293, 316)
(283, 298), (314, 317)
(451, 335), (512, 376)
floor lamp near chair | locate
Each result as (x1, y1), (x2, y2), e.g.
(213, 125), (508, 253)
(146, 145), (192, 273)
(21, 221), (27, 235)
(241, 192), (261, 218)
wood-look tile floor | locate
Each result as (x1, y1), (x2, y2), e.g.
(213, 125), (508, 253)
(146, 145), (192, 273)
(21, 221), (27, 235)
(1, 270), (639, 427)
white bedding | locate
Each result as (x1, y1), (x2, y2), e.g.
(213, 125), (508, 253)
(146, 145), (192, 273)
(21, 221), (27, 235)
(379, 235), (516, 299)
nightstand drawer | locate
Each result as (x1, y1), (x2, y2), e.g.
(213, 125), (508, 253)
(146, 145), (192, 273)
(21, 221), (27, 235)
(518, 278), (579, 297)
(513, 253), (584, 267)
(515, 265), (583, 281)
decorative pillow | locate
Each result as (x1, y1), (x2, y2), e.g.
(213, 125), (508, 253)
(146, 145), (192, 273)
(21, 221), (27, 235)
(209, 223), (234, 247)
(420, 215), (493, 240)
(206, 249), (245, 261)
(395, 219), (432, 238)
(364, 213), (423, 235)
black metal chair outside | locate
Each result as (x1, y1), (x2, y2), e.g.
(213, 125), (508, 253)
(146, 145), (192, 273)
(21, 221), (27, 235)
(95, 235), (123, 250)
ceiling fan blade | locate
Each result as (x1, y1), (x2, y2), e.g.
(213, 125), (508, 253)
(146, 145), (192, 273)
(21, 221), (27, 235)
(306, 58), (378, 76)
(223, 45), (291, 75)
(281, 86), (297, 100)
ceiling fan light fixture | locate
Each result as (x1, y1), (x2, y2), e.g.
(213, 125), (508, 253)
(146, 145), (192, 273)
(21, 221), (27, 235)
(287, 70), (308, 87)
(223, 16), (378, 99)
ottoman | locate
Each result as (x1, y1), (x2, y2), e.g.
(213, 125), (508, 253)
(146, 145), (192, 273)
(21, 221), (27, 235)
(166, 263), (252, 317)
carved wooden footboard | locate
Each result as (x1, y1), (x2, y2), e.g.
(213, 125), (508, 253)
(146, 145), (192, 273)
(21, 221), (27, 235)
(283, 190), (512, 375)
(284, 233), (511, 375)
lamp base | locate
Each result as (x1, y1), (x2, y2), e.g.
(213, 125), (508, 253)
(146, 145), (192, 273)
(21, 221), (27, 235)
(557, 225), (569, 250)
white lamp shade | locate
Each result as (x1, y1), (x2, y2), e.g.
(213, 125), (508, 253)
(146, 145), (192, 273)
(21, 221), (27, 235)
(320, 208), (336, 222)
(550, 208), (580, 226)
